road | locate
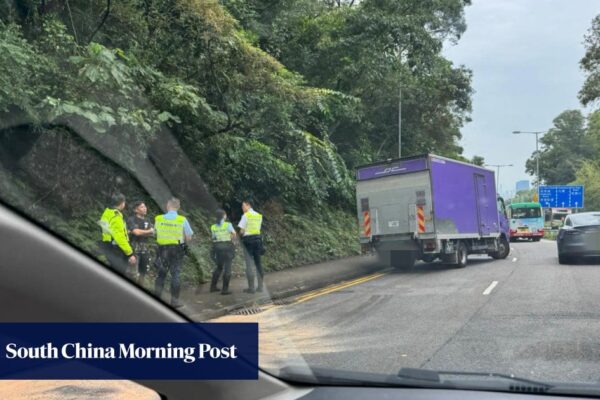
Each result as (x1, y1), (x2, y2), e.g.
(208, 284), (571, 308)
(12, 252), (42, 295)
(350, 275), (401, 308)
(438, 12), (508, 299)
(216, 240), (600, 384)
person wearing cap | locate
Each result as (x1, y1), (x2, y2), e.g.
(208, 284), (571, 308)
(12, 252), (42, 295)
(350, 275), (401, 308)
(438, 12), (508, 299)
(98, 193), (136, 275)
(209, 209), (236, 295)
(127, 201), (154, 286)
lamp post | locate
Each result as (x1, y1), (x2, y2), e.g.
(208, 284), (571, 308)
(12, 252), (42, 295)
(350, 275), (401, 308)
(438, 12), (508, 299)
(512, 130), (547, 188)
(398, 86), (402, 157)
(485, 164), (513, 194)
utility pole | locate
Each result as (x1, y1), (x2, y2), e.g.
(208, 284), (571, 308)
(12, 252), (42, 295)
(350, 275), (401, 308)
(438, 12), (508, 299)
(512, 130), (547, 188)
(485, 164), (514, 194)
(398, 86), (402, 158)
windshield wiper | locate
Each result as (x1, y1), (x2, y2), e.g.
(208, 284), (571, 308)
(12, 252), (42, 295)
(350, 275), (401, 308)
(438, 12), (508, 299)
(399, 368), (553, 391)
(280, 365), (600, 397)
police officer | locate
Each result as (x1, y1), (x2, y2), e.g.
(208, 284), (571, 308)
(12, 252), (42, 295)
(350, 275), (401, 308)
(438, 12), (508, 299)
(98, 193), (136, 276)
(154, 197), (193, 308)
(210, 209), (236, 295)
(238, 200), (264, 293)
(127, 201), (154, 286)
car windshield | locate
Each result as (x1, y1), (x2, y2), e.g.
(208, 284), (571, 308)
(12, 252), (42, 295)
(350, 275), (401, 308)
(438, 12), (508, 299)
(511, 207), (542, 219)
(4, 0), (600, 396)
(570, 214), (600, 226)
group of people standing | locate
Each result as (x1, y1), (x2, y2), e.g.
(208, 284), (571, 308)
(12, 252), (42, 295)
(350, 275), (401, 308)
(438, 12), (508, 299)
(209, 201), (265, 295)
(98, 194), (264, 308)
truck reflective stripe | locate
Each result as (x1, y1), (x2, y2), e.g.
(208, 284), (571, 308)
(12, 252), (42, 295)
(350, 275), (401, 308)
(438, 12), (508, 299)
(417, 206), (426, 233)
(363, 211), (371, 237)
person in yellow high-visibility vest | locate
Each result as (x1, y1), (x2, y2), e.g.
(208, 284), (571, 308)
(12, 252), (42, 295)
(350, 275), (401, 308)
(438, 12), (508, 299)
(209, 209), (236, 295)
(238, 200), (264, 293)
(98, 193), (137, 276)
(154, 197), (193, 308)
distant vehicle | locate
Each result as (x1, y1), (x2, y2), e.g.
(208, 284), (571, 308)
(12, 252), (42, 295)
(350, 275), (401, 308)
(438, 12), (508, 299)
(508, 202), (544, 241)
(545, 207), (572, 229)
(356, 154), (510, 269)
(557, 212), (600, 264)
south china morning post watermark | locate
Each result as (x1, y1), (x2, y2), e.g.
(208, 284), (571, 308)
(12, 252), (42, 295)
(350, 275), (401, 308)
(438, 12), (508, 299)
(5, 342), (238, 364)
(0, 323), (258, 379)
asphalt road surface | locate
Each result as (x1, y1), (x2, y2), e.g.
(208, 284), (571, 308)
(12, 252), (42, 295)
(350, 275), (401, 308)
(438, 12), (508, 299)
(216, 240), (600, 384)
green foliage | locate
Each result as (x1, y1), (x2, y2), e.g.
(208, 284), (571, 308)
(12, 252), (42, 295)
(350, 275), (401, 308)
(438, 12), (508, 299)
(573, 161), (600, 211)
(223, 0), (473, 167)
(0, 0), (473, 285)
(525, 110), (591, 185)
(470, 155), (485, 166)
(509, 189), (537, 204)
(580, 15), (600, 106)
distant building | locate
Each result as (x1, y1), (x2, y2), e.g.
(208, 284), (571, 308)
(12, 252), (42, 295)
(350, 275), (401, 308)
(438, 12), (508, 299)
(516, 180), (530, 193)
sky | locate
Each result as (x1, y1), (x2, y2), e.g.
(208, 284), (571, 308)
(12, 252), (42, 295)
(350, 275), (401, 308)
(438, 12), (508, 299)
(443, 0), (600, 198)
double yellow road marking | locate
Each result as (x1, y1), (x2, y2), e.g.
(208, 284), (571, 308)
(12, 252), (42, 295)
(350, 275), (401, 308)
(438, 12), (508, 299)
(291, 271), (388, 305)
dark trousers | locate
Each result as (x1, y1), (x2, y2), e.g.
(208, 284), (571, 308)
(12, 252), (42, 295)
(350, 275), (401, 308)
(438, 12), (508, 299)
(154, 245), (184, 303)
(99, 242), (128, 275)
(243, 236), (263, 290)
(136, 251), (151, 276)
(210, 243), (234, 292)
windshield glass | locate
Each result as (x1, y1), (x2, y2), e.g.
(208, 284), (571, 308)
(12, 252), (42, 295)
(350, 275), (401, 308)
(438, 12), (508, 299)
(511, 207), (542, 219)
(3, 0), (600, 396)
(570, 213), (600, 226)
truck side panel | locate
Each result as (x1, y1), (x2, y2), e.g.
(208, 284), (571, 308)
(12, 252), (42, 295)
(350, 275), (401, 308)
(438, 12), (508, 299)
(356, 170), (433, 239)
(430, 156), (500, 236)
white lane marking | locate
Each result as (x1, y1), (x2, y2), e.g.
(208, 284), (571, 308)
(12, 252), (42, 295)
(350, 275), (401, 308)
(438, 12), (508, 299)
(483, 281), (499, 296)
(512, 257), (517, 262)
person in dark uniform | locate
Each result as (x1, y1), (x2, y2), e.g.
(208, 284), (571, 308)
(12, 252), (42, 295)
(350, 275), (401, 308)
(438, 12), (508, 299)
(209, 209), (236, 295)
(127, 201), (154, 286)
(98, 193), (136, 276)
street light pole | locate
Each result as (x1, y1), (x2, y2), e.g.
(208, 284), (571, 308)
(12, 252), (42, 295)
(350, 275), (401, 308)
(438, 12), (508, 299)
(512, 130), (547, 188)
(398, 86), (402, 158)
(485, 164), (513, 194)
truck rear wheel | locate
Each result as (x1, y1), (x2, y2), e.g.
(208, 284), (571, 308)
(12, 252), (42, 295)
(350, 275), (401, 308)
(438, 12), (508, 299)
(390, 251), (416, 269)
(491, 236), (510, 259)
(455, 242), (468, 268)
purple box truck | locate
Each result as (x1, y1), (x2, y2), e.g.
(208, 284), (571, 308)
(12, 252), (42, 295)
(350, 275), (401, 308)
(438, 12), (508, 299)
(356, 154), (510, 268)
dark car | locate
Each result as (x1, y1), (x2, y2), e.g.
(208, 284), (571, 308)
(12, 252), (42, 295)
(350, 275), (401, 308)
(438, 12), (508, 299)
(557, 212), (600, 264)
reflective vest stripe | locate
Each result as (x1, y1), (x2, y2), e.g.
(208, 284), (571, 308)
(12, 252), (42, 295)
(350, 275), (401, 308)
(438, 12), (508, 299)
(244, 211), (262, 235)
(211, 222), (232, 242)
(155, 214), (185, 245)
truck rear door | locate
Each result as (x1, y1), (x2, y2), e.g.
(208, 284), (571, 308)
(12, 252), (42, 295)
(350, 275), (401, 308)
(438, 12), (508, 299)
(357, 170), (433, 239)
(474, 174), (492, 236)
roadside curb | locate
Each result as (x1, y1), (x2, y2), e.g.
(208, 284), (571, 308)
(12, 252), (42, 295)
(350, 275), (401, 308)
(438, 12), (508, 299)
(188, 257), (385, 320)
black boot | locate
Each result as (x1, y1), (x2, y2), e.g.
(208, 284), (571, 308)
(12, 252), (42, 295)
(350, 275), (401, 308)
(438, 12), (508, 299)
(221, 274), (231, 295)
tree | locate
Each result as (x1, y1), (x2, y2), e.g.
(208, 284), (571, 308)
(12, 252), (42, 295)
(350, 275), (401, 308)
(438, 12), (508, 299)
(580, 15), (600, 106)
(510, 189), (537, 204)
(573, 161), (600, 211)
(525, 110), (591, 185)
(470, 155), (485, 166)
(222, 0), (474, 167)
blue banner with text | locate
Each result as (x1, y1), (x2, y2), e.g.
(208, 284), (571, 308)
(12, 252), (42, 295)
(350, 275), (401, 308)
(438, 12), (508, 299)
(0, 323), (258, 380)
